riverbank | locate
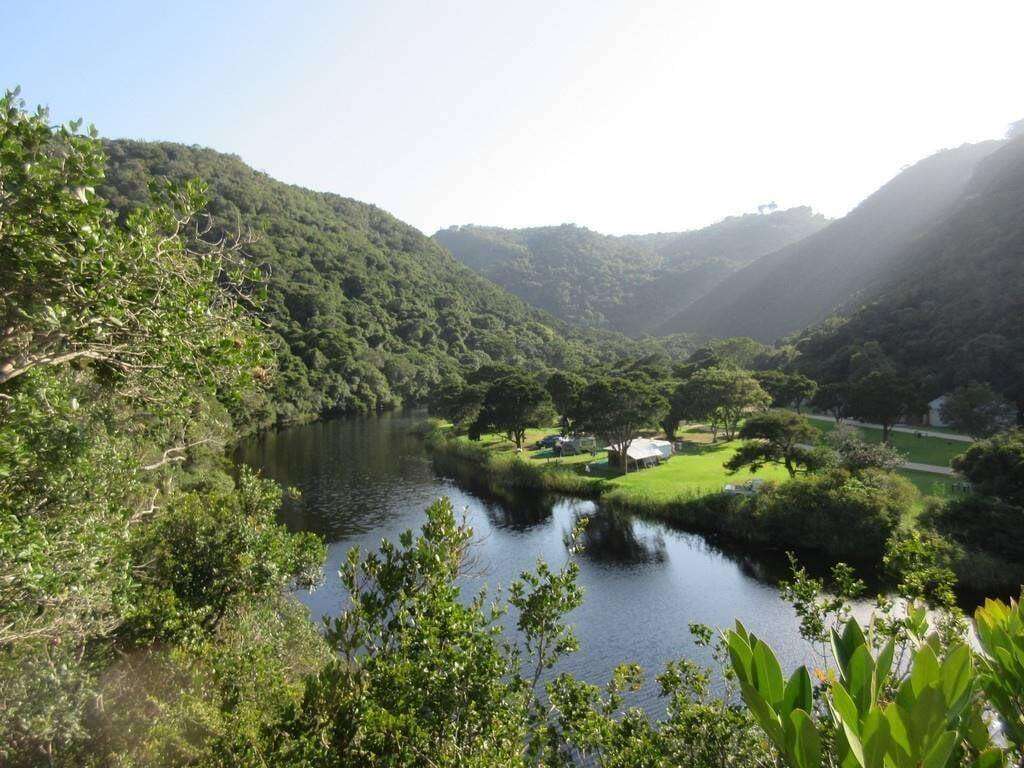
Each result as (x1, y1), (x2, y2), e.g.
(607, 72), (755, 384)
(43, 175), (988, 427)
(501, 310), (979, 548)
(424, 422), (893, 570)
(422, 421), (1020, 599)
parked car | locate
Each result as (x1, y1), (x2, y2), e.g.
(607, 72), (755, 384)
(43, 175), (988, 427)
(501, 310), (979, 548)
(535, 434), (560, 449)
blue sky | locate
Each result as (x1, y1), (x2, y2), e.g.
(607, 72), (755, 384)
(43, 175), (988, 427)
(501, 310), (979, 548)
(4, 0), (1023, 234)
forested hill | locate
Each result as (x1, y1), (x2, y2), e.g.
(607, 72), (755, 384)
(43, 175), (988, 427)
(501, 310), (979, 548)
(433, 207), (826, 335)
(99, 141), (647, 423)
(657, 139), (1005, 341)
(793, 131), (1024, 401)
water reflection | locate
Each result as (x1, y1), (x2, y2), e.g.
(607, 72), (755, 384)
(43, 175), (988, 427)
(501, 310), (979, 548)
(576, 509), (667, 565)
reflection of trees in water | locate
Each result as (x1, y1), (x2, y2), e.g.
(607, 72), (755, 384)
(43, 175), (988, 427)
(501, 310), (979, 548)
(430, 455), (560, 531)
(575, 509), (667, 565)
(481, 491), (554, 530)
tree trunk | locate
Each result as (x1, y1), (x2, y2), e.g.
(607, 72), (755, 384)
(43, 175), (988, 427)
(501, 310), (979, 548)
(784, 454), (796, 477)
(619, 435), (631, 473)
(882, 422), (891, 444)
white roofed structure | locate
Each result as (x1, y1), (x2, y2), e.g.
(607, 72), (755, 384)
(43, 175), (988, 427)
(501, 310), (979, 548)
(604, 438), (673, 469)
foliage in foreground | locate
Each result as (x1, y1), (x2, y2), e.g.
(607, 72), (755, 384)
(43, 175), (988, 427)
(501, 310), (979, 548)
(0, 89), (324, 765)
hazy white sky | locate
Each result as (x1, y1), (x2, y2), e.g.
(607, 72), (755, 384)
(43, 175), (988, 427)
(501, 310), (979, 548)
(5, 0), (1022, 234)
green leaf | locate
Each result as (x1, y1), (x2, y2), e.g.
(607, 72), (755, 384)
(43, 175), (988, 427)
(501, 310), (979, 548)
(786, 708), (822, 768)
(783, 666), (813, 716)
(920, 730), (957, 768)
(752, 640), (785, 707)
(739, 680), (785, 748)
(910, 645), (941, 695)
(940, 643), (973, 711)
(861, 708), (890, 768)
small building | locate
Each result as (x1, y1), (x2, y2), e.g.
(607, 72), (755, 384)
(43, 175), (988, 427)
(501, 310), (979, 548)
(926, 395), (949, 428)
(604, 438), (673, 470)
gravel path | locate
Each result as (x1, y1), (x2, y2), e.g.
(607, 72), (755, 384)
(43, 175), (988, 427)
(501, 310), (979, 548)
(803, 413), (974, 442)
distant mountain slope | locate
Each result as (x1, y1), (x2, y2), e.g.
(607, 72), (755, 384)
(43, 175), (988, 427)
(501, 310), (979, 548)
(434, 207), (826, 335)
(99, 141), (646, 423)
(793, 132), (1024, 408)
(658, 140), (1005, 341)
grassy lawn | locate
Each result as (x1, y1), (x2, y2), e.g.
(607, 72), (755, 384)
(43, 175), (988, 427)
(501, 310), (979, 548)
(464, 426), (791, 502)
(896, 469), (966, 499)
(601, 443), (791, 501)
(809, 419), (966, 467)
(456, 419), (969, 508)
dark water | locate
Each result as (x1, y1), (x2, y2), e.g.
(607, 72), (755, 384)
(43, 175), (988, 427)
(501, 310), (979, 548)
(236, 411), (815, 713)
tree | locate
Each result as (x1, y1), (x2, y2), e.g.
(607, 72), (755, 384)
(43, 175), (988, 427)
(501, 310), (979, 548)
(811, 381), (849, 422)
(724, 410), (820, 477)
(939, 381), (1014, 438)
(470, 374), (553, 449)
(752, 370), (789, 405)
(574, 377), (668, 472)
(753, 370), (817, 412)
(545, 370), (585, 435)
(845, 370), (924, 443)
(750, 468), (912, 563)
(428, 380), (484, 429)
(950, 429), (1024, 506)
(0, 91), (306, 761)
(677, 367), (771, 440)
(783, 373), (817, 413)
(824, 423), (905, 474)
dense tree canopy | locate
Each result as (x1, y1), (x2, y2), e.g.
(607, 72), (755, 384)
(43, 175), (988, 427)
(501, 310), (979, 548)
(724, 410), (820, 477)
(0, 92), (323, 763)
(98, 141), (654, 424)
(939, 382), (1014, 438)
(845, 370), (925, 443)
(674, 366), (771, 440)
(545, 370), (586, 435)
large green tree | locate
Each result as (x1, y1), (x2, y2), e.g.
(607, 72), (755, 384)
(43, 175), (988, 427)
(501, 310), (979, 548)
(676, 367), (770, 440)
(939, 381), (1014, 438)
(470, 374), (553, 449)
(574, 377), (668, 472)
(845, 370), (924, 443)
(0, 90), (320, 764)
(724, 410), (820, 477)
(545, 370), (586, 435)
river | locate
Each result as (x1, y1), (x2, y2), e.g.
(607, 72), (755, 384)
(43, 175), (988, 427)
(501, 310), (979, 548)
(236, 411), (818, 713)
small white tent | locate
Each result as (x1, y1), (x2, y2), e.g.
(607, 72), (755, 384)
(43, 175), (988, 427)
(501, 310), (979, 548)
(604, 438), (673, 468)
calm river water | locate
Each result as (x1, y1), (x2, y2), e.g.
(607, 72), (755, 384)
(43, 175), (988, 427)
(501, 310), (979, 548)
(236, 411), (815, 713)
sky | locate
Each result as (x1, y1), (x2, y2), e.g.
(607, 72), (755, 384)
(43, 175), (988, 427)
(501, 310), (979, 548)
(4, 0), (1023, 235)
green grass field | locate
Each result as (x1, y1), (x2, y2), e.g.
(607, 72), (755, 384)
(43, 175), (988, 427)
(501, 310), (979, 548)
(457, 421), (965, 508)
(469, 427), (792, 502)
(898, 469), (962, 498)
(808, 419), (967, 467)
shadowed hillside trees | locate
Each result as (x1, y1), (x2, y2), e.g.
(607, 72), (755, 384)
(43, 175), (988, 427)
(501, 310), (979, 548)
(98, 141), (649, 424)
(435, 208), (827, 335)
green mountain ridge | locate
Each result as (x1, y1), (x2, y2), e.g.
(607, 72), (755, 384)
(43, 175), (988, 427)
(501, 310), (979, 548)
(98, 140), (652, 424)
(658, 139), (1006, 340)
(433, 207), (827, 335)
(793, 131), (1024, 407)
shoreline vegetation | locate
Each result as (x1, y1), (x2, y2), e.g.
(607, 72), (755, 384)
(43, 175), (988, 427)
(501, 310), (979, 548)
(421, 418), (1019, 599)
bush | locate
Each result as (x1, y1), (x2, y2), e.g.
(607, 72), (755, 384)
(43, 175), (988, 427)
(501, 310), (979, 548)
(124, 469), (325, 642)
(923, 493), (1024, 562)
(751, 469), (914, 564)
